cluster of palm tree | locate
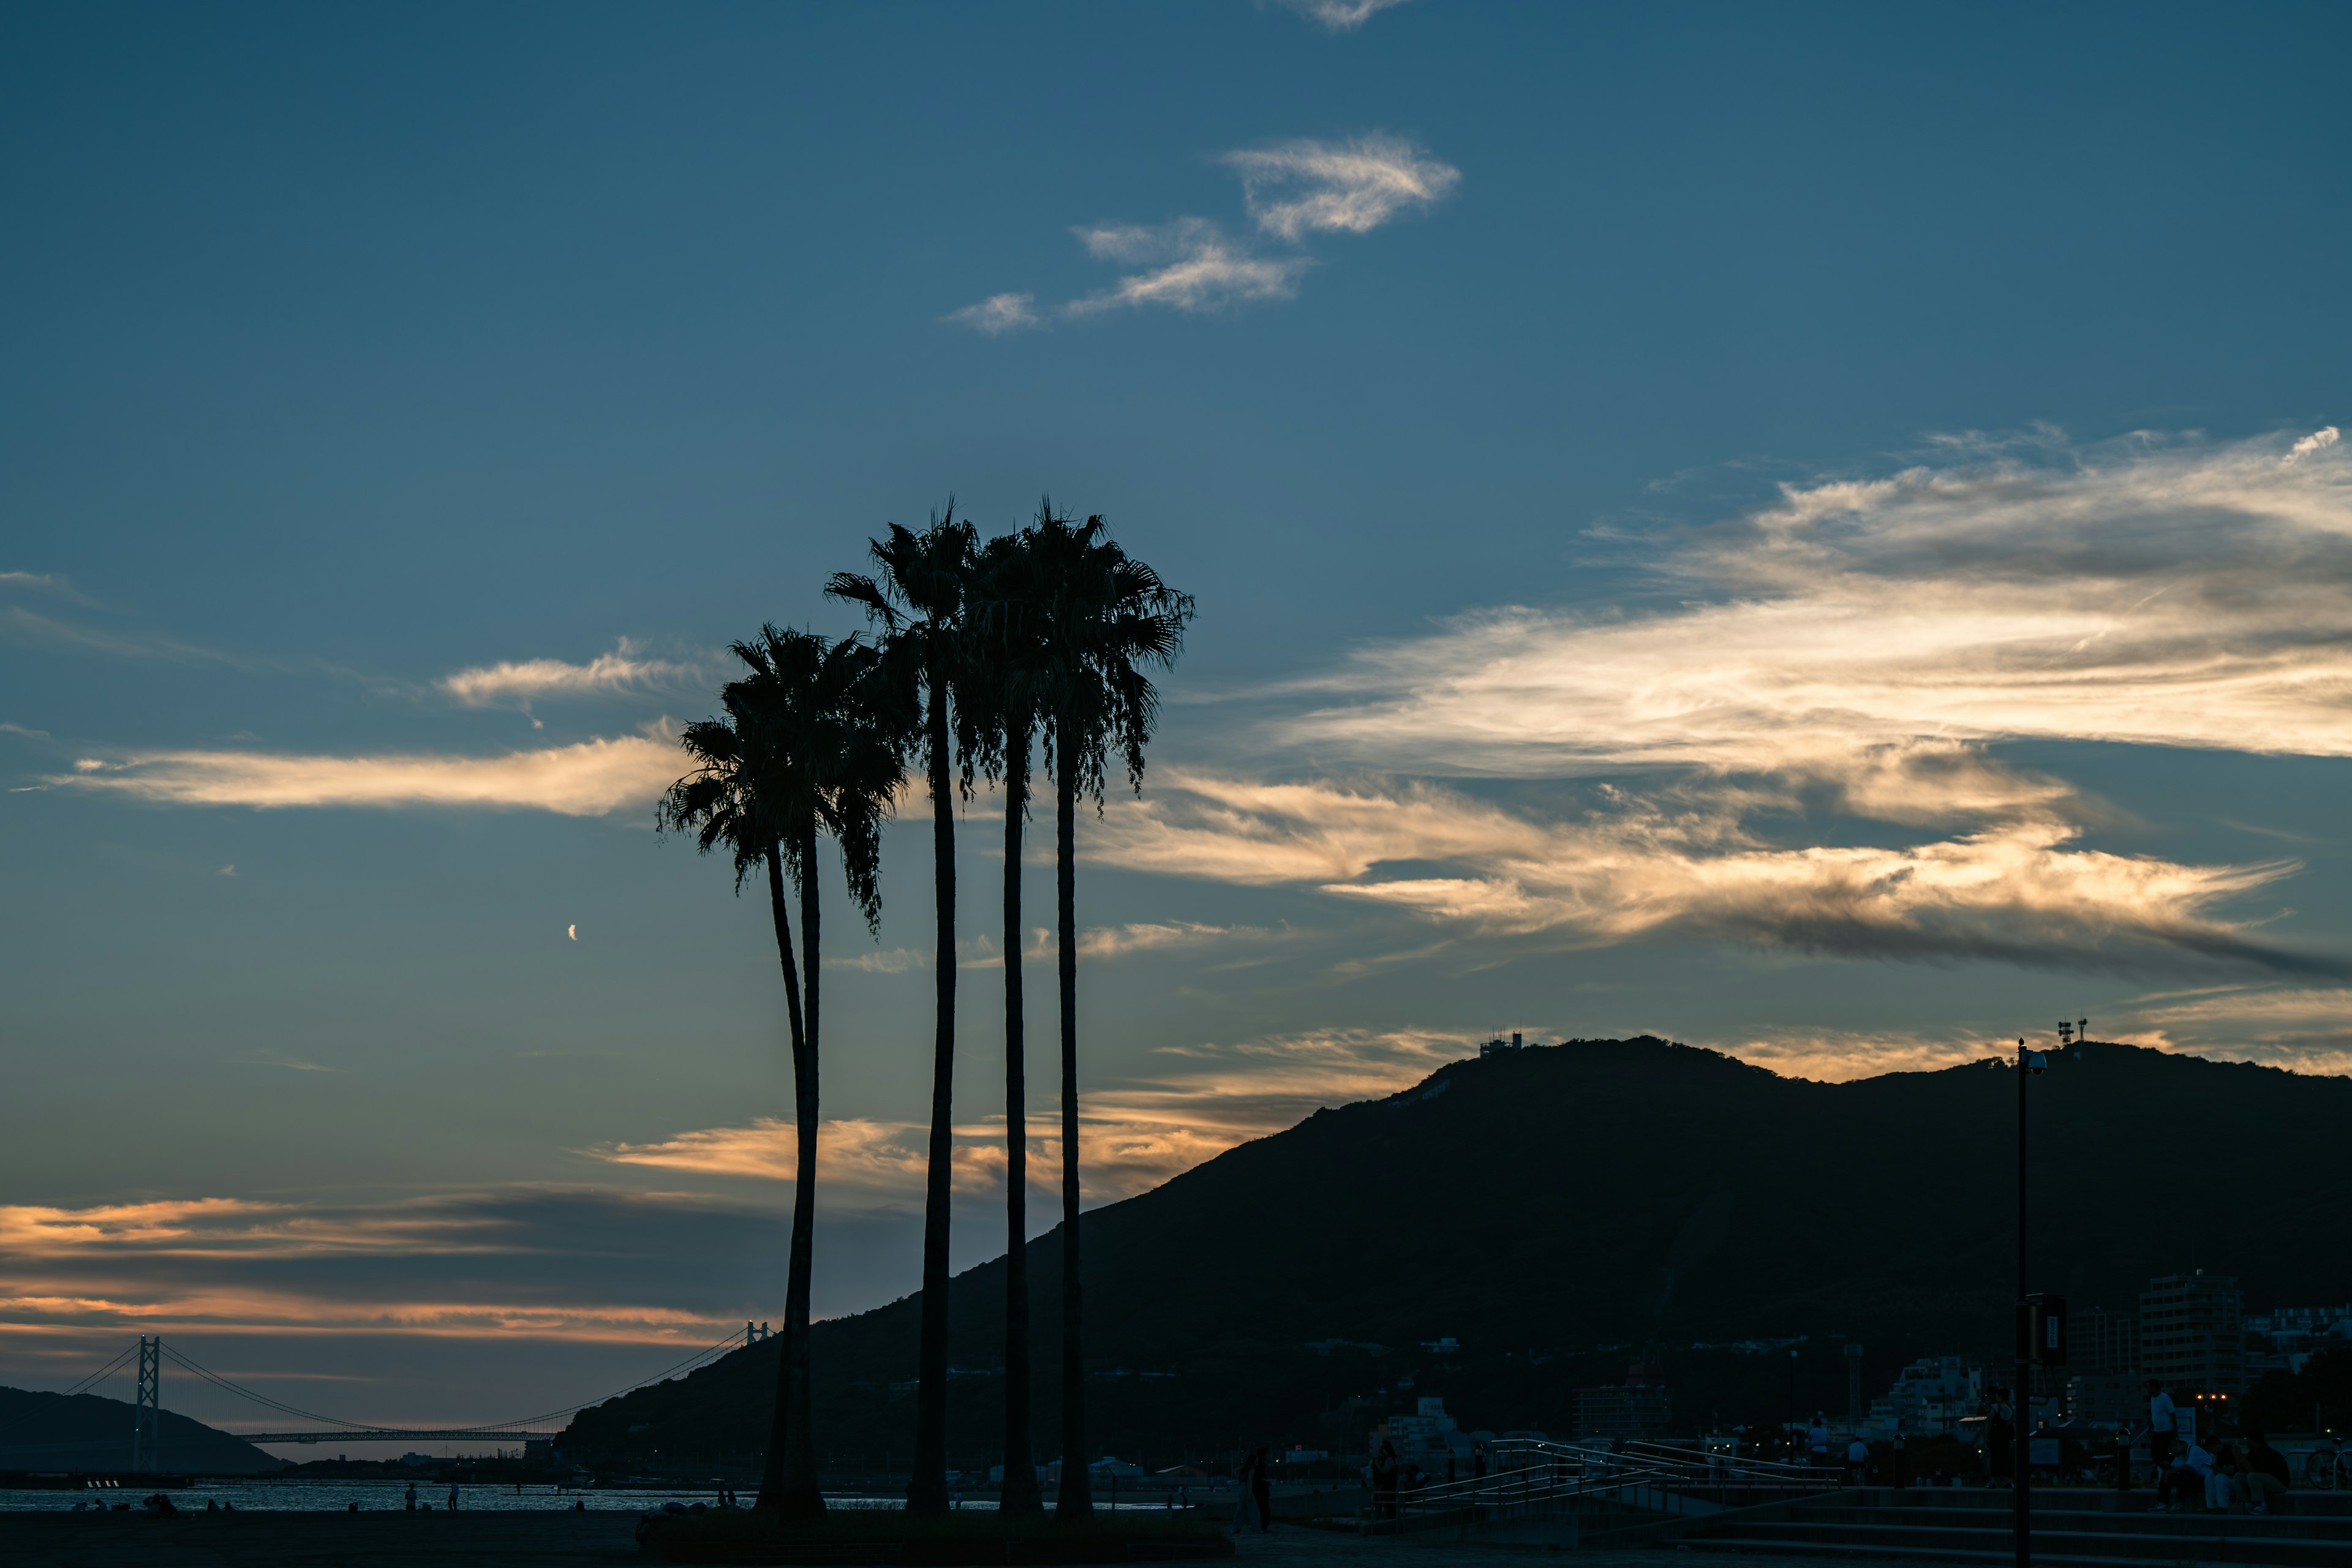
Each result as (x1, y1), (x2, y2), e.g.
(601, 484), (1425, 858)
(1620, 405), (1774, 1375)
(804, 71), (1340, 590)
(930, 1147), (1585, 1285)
(658, 500), (1193, 1522)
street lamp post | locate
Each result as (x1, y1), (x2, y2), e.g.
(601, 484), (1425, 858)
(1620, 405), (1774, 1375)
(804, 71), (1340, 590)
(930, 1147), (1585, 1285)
(1789, 1348), (1799, 1463)
(2015, 1036), (2047, 1568)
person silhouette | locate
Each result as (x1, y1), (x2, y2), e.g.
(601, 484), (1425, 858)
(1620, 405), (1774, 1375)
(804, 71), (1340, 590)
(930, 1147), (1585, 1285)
(1231, 1451), (1257, 1535)
(405, 1482), (418, 1512)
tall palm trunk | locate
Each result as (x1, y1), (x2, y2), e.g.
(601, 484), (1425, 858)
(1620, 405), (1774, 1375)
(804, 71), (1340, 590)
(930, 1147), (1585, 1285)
(908, 674), (957, 1517)
(998, 720), (1041, 1514)
(757, 845), (813, 1515)
(1054, 740), (1091, 1517)
(776, 819), (824, 1518)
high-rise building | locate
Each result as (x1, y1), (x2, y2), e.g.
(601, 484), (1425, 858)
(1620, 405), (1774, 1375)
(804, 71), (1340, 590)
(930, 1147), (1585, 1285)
(2247, 1304), (2352, 1349)
(1380, 1397), (1473, 1481)
(1573, 1366), (1672, 1440)
(2141, 1272), (2243, 1396)
(1867, 1356), (1981, 1436)
(2076, 1305), (2140, 1374)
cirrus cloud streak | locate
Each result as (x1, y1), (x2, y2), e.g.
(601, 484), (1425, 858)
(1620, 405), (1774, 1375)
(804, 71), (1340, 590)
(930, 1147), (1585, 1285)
(439, 641), (698, 710)
(1287, 428), (2352, 776)
(1085, 770), (2323, 974)
(50, 729), (681, 816)
(597, 1028), (1461, 1208)
(948, 133), (1455, 328)
(1102, 428), (2352, 979)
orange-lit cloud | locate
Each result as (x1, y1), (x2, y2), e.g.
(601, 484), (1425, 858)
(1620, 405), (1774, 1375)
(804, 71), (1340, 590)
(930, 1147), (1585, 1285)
(1069, 427), (2352, 977)
(1701, 984), (2352, 1080)
(0, 1196), (522, 1261)
(1708, 1029), (2003, 1082)
(595, 1117), (955, 1196)
(0, 1287), (731, 1344)
(1281, 427), (2352, 774)
(2106, 983), (2352, 1073)
(595, 1027), (1463, 1207)
(50, 729), (681, 815)
(0, 1191), (785, 1370)
(1087, 771), (2317, 973)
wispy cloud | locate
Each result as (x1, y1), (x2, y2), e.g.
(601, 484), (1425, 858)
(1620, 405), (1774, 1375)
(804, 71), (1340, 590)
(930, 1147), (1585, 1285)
(2286, 425), (2340, 463)
(1077, 921), (1257, 959)
(50, 727), (682, 816)
(1286, 427), (2352, 775)
(948, 132), (1455, 330)
(1272, 0), (1414, 31)
(1707, 984), (2352, 1080)
(594, 1027), (1461, 1207)
(597, 1117), (941, 1199)
(2109, 983), (2352, 1073)
(0, 1189), (793, 1366)
(439, 641), (696, 717)
(243, 1050), (334, 1072)
(1087, 771), (2322, 975)
(1706, 1028), (2007, 1082)
(0, 570), (85, 599)
(827, 923), (1256, 974)
(1063, 219), (1314, 317)
(1106, 426), (2352, 979)
(1223, 134), (1461, 241)
(3, 604), (251, 667)
(940, 292), (1042, 335)
(1066, 1027), (1461, 1195)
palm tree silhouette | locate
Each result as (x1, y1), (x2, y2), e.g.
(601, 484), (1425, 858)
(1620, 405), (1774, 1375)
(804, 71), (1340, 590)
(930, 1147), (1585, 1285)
(827, 508), (978, 1519)
(962, 523), (1053, 1515)
(658, 625), (902, 1520)
(1027, 507), (1192, 1516)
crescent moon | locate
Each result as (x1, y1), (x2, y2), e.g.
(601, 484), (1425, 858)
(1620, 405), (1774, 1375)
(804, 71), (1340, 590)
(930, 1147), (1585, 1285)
(568, 924), (578, 941)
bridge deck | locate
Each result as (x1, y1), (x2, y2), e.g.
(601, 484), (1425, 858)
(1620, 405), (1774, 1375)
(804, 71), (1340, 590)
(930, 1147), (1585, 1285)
(238, 1429), (562, 1444)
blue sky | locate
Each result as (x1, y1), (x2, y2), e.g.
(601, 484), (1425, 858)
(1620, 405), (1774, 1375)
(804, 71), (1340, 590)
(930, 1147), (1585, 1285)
(4, 1), (2350, 1446)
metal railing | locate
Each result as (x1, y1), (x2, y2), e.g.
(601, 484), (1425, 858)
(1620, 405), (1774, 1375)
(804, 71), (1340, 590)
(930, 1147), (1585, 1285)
(1368, 1437), (1847, 1535)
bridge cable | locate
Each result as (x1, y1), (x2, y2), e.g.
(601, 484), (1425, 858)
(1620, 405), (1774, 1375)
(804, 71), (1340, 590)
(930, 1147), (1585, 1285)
(156, 1322), (750, 1437)
(458, 1322), (753, 1430)
(56, 1343), (140, 1400)
(159, 1346), (375, 1430)
(0, 1343), (143, 1447)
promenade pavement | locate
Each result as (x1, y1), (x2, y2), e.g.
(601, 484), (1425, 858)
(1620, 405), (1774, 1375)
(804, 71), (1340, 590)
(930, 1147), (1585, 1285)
(1235, 1520), (1879, 1568)
(0, 1510), (1889, 1567)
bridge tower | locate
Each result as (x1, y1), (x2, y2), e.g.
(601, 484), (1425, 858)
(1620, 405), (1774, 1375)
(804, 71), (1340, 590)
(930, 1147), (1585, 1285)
(130, 1335), (162, 1472)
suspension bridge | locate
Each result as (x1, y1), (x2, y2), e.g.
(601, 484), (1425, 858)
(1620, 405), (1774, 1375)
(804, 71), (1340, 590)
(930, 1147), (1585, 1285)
(31, 1322), (772, 1465)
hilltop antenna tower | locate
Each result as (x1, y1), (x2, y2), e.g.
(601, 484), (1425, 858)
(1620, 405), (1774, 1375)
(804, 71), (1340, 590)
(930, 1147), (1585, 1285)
(130, 1335), (161, 1472)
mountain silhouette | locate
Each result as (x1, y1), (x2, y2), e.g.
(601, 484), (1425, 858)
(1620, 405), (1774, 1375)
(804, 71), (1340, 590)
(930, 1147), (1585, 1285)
(562, 1036), (2352, 1466)
(0, 1385), (284, 1474)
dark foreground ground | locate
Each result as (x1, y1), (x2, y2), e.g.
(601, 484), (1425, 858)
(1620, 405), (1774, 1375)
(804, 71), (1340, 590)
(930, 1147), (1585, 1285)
(0, 1510), (639, 1567)
(0, 1512), (1889, 1567)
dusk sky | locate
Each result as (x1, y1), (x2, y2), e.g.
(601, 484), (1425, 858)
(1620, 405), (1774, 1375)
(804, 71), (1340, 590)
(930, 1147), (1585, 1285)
(5, 2), (2350, 1450)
